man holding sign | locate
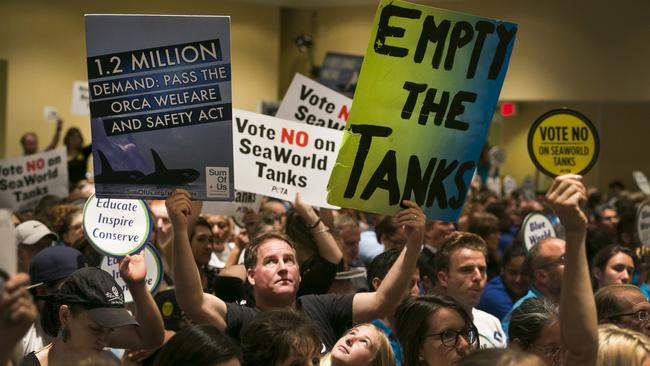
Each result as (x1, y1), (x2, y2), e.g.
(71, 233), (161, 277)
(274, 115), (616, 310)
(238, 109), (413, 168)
(327, 0), (517, 222)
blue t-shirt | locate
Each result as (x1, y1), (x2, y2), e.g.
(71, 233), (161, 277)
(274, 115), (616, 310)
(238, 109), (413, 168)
(477, 276), (515, 321)
(372, 319), (402, 366)
(501, 287), (542, 336)
(641, 283), (650, 301)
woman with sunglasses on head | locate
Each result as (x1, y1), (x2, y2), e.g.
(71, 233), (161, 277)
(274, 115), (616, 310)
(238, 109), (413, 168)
(395, 295), (479, 366)
(20, 252), (164, 366)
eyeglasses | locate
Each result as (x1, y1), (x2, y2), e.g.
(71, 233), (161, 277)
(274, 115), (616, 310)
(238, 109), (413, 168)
(423, 328), (478, 348)
(608, 309), (650, 323)
(538, 254), (566, 269)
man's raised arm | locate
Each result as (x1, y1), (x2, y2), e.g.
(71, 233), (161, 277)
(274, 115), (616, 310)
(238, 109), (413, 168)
(166, 189), (227, 330)
(546, 175), (598, 365)
(352, 200), (424, 323)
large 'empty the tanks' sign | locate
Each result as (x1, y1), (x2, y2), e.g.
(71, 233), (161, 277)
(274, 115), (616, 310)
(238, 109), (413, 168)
(85, 15), (234, 200)
(326, 0), (517, 221)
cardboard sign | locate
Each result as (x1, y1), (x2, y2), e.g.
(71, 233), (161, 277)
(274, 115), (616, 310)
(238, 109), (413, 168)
(326, 0), (517, 221)
(276, 73), (351, 131)
(633, 171), (650, 195)
(0, 210), (16, 274)
(522, 212), (556, 250)
(85, 15), (234, 201)
(318, 52), (363, 97)
(100, 243), (163, 303)
(488, 146), (506, 167)
(637, 201), (650, 245)
(527, 109), (599, 177)
(503, 175), (517, 197)
(82, 193), (152, 257)
(233, 109), (342, 209)
(201, 190), (262, 216)
(0, 148), (68, 211)
(43, 106), (59, 122)
(71, 81), (90, 116)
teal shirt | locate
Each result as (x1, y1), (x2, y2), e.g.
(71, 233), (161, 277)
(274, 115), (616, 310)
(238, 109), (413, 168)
(501, 287), (542, 337)
(372, 319), (402, 366)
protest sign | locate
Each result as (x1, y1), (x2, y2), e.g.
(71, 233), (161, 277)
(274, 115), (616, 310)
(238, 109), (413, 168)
(485, 176), (501, 197)
(318, 52), (364, 97)
(71, 81), (90, 115)
(326, 0), (517, 221)
(201, 190), (262, 216)
(43, 106), (59, 122)
(276, 73), (351, 131)
(522, 212), (556, 250)
(633, 171), (650, 195)
(528, 109), (599, 177)
(503, 175), (517, 197)
(522, 175), (535, 200)
(0, 148), (68, 211)
(0, 210), (16, 274)
(637, 201), (650, 245)
(233, 109), (342, 209)
(100, 243), (163, 303)
(85, 15), (234, 201)
(82, 193), (152, 257)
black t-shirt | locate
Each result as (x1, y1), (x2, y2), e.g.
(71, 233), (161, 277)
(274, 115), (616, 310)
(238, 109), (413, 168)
(225, 293), (354, 350)
(297, 254), (338, 297)
(68, 144), (93, 187)
(19, 353), (40, 366)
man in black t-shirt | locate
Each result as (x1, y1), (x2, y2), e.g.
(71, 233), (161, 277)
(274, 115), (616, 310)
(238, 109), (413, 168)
(166, 189), (425, 350)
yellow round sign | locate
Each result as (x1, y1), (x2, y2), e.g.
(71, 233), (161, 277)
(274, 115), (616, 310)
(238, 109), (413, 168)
(527, 109), (599, 177)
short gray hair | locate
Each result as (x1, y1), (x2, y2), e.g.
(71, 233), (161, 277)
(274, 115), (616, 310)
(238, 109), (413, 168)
(509, 298), (559, 348)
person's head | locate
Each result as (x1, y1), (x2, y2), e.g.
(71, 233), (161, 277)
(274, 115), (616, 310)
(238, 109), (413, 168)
(435, 232), (488, 312)
(16, 220), (57, 273)
(21, 132), (38, 155)
(149, 200), (172, 245)
(375, 217), (407, 252)
(395, 295), (478, 366)
(501, 243), (529, 299)
(190, 217), (218, 267)
(457, 348), (545, 366)
(155, 324), (241, 366)
(41, 267), (138, 356)
(592, 245), (635, 289)
(467, 212), (500, 254)
(334, 214), (361, 262)
(61, 207), (84, 245)
(240, 310), (321, 366)
(324, 323), (395, 366)
(594, 204), (619, 234)
(508, 297), (561, 366)
(524, 237), (566, 302)
(424, 220), (455, 249)
(244, 232), (301, 308)
(367, 249), (419, 300)
(64, 127), (84, 150)
(597, 324), (650, 366)
(595, 284), (650, 337)
(205, 214), (233, 250)
(29, 245), (87, 310)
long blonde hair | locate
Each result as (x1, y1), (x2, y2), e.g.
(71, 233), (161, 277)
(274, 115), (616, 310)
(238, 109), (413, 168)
(597, 324), (650, 366)
(320, 323), (395, 366)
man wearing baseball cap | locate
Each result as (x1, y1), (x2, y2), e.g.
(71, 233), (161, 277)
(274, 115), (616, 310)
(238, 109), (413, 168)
(21, 246), (87, 356)
(15, 220), (58, 273)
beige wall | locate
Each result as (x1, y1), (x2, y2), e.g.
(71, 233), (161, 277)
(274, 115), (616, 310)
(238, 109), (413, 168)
(279, 1), (650, 191)
(0, 0), (280, 158)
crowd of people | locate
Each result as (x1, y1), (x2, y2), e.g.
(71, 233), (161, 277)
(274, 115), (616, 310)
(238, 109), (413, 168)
(2, 151), (650, 365)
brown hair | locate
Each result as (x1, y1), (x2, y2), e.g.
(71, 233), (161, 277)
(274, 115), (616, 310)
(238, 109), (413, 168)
(435, 231), (487, 273)
(243, 231), (297, 270)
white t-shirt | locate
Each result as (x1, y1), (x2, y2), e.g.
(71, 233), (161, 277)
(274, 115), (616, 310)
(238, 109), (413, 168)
(21, 317), (52, 356)
(472, 308), (507, 349)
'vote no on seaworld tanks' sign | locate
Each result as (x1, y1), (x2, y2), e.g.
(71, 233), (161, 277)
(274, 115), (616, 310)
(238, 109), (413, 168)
(327, 0), (517, 222)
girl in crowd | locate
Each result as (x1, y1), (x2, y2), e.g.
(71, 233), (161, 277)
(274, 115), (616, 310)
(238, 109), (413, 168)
(395, 295), (479, 366)
(508, 298), (561, 366)
(596, 324), (650, 366)
(63, 127), (92, 188)
(21, 254), (164, 366)
(155, 324), (241, 366)
(320, 323), (395, 366)
(592, 245), (635, 290)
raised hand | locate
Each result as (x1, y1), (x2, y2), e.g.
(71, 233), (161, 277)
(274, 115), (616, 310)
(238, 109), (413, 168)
(120, 250), (147, 286)
(293, 192), (319, 226)
(394, 200), (425, 245)
(165, 189), (193, 230)
(545, 174), (588, 232)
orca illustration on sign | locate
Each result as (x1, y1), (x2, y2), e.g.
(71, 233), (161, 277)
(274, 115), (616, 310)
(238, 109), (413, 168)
(94, 150), (146, 184)
(138, 149), (200, 185)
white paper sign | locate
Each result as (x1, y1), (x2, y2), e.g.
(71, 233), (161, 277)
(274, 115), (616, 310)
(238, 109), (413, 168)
(488, 146), (506, 167)
(71, 80), (90, 116)
(233, 109), (342, 209)
(637, 202), (650, 245)
(276, 73), (351, 131)
(100, 243), (163, 303)
(633, 171), (650, 195)
(0, 148), (68, 211)
(0, 210), (16, 274)
(522, 212), (556, 250)
(522, 175), (535, 200)
(486, 176), (501, 197)
(43, 106), (59, 122)
(82, 194), (152, 256)
(503, 175), (517, 197)
(201, 190), (262, 216)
